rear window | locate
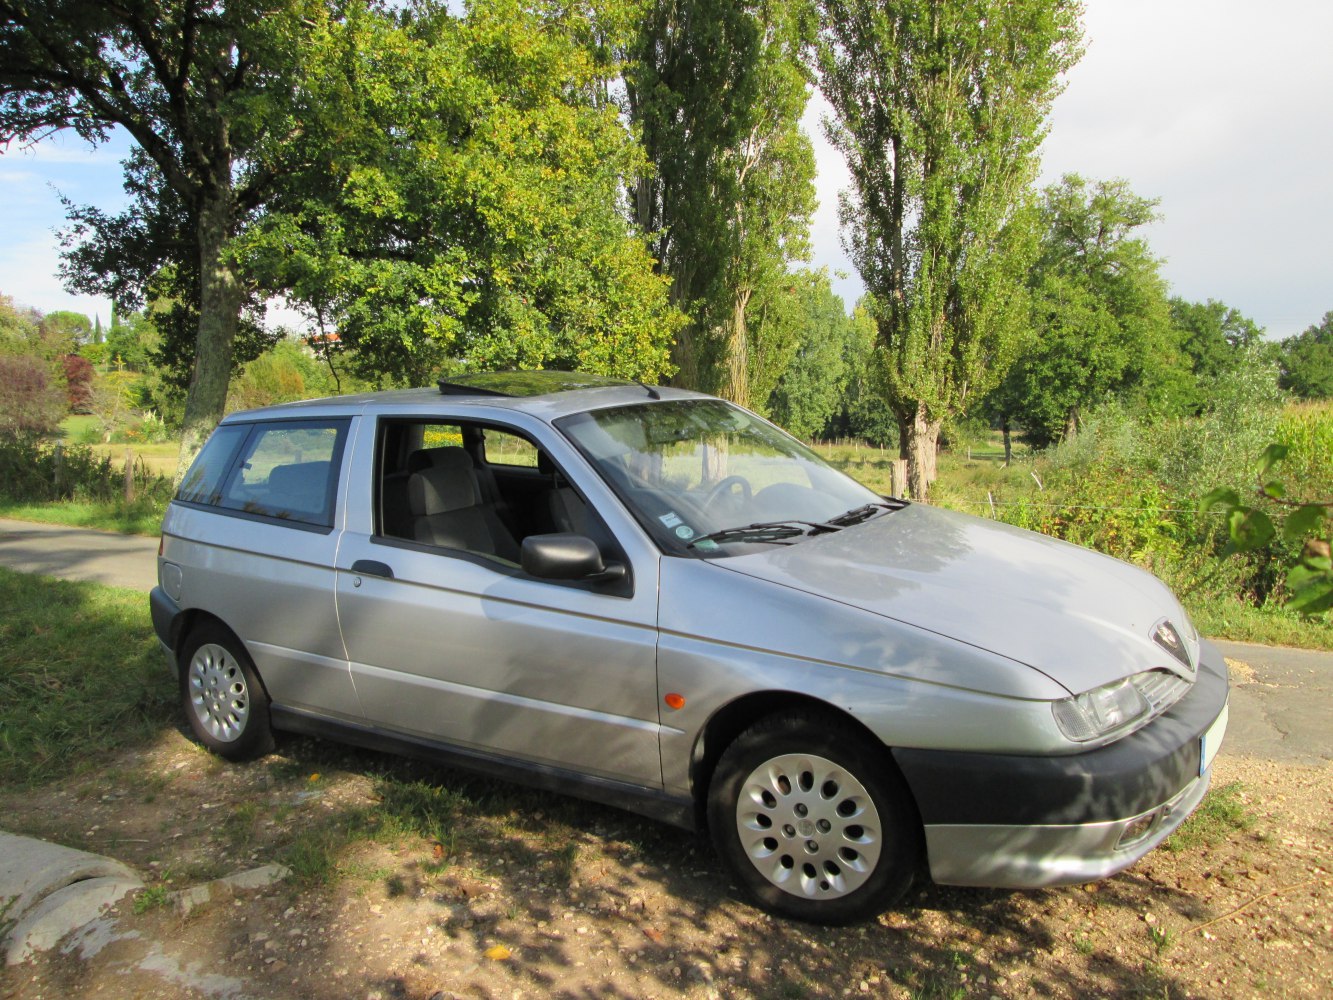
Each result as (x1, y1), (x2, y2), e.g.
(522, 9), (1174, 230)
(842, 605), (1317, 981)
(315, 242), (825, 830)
(178, 419), (349, 527)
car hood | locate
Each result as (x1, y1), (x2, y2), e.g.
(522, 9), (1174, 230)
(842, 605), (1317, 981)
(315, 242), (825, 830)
(714, 503), (1197, 695)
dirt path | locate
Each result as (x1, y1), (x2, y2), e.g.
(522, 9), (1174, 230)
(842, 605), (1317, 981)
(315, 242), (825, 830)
(1, 721), (1328, 1000)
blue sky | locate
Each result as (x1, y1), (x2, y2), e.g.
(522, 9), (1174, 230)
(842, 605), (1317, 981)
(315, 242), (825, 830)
(3, 0), (1330, 339)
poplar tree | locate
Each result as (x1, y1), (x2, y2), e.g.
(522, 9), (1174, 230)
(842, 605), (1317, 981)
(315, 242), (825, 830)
(818, 0), (1082, 498)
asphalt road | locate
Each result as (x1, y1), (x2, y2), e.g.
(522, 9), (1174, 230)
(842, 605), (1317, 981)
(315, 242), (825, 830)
(0, 515), (1328, 765)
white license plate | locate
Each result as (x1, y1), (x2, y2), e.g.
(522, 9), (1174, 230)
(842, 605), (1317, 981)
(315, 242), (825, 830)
(1200, 700), (1229, 775)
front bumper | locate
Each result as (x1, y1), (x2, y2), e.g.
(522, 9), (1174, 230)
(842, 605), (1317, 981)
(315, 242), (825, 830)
(894, 640), (1230, 888)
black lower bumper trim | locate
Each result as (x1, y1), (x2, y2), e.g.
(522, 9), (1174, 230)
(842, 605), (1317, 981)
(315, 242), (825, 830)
(149, 585), (179, 651)
(894, 642), (1229, 827)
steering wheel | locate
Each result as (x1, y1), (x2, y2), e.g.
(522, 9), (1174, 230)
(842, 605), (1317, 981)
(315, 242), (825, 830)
(701, 474), (752, 513)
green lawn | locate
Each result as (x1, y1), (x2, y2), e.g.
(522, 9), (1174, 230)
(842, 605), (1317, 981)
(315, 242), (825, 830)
(0, 568), (175, 787)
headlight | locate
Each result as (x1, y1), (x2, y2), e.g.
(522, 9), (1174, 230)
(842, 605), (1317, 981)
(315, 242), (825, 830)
(1052, 675), (1153, 744)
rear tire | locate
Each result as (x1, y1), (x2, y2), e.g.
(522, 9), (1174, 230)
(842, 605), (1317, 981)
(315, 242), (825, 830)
(179, 623), (274, 760)
(707, 712), (921, 925)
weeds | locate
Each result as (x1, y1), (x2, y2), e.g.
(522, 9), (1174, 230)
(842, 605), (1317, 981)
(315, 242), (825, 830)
(132, 883), (171, 915)
(1164, 782), (1256, 853)
(1149, 924), (1176, 954)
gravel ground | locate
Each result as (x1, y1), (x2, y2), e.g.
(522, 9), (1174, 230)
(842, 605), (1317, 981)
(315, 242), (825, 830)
(1, 719), (1329, 1000)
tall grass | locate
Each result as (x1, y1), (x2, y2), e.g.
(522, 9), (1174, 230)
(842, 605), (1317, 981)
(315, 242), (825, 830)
(825, 400), (1333, 649)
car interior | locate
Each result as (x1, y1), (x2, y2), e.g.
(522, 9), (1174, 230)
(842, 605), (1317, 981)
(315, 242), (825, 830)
(375, 419), (614, 567)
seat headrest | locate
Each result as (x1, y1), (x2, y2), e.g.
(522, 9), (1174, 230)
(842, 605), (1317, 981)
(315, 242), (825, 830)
(407, 445), (471, 475)
(408, 463), (480, 516)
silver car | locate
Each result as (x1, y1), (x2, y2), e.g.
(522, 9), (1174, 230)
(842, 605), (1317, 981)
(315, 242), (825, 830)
(151, 371), (1229, 924)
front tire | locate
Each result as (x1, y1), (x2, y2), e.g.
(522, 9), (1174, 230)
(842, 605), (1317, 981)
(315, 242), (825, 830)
(179, 623), (274, 760)
(707, 712), (921, 924)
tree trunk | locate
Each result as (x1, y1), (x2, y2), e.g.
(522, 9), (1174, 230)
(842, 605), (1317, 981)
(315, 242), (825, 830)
(905, 402), (942, 501)
(1002, 418), (1012, 466)
(175, 186), (243, 481)
(720, 289), (751, 408)
(1064, 406), (1080, 441)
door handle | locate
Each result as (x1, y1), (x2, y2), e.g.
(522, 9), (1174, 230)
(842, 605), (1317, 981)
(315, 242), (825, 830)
(349, 559), (394, 579)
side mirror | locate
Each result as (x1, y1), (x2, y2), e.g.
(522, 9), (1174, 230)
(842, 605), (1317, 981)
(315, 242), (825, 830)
(521, 533), (626, 582)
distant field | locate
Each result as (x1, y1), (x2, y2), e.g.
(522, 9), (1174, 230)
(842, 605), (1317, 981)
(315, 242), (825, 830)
(58, 416), (178, 477)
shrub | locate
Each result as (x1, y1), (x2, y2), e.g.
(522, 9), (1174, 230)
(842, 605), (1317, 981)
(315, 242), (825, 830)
(0, 355), (67, 439)
(0, 436), (172, 506)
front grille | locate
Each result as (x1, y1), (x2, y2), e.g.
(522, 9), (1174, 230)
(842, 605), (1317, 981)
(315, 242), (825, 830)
(1137, 668), (1192, 716)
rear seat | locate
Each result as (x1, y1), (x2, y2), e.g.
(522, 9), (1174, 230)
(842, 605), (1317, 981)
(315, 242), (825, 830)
(265, 461), (332, 520)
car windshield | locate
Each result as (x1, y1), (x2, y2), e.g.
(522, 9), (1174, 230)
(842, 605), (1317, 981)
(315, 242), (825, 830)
(556, 399), (886, 556)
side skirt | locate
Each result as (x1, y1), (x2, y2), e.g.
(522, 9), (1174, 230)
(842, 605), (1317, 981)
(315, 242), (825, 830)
(269, 706), (697, 831)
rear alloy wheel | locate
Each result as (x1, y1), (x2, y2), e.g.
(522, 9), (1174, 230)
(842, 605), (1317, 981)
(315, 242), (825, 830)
(708, 712), (920, 924)
(179, 624), (274, 760)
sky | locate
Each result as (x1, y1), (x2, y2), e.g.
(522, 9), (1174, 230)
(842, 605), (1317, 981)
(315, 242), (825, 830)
(2, 0), (1330, 340)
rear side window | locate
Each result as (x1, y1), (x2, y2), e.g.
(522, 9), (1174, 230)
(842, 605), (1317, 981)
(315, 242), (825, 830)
(177, 425), (249, 505)
(178, 419), (349, 528)
(218, 421), (349, 526)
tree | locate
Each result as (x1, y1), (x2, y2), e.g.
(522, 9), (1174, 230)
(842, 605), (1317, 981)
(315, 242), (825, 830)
(1172, 298), (1262, 379)
(818, 0), (1082, 498)
(235, 0), (681, 387)
(991, 175), (1176, 447)
(628, 0), (816, 406)
(1278, 311), (1333, 399)
(40, 310), (92, 346)
(0, 0), (334, 474)
(62, 354), (95, 413)
(767, 270), (861, 439)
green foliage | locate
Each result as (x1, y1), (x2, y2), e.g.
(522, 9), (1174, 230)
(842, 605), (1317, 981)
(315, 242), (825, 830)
(628, 0), (817, 405)
(1201, 444), (1332, 616)
(995, 175), (1178, 446)
(0, 436), (173, 508)
(238, 0), (680, 388)
(1278, 310), (1333, 399)
(0, 569), (175, 786)
(818, 0), (1083, 496)
(1171, 298), (1262, 385)
(1163, 782), (1255, 852)
(765, 271), (865, 438)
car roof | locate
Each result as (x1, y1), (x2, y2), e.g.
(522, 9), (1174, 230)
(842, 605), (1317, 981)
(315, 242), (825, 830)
(219, 372), (708, 425)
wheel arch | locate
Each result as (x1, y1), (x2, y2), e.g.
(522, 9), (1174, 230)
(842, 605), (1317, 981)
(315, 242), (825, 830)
(172, 611), (273, 702)
(689, 691), (913, 829)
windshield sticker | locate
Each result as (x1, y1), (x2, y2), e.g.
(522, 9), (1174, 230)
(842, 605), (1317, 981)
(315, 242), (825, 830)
(674, 525), (696, 540)
(692, 538), (719, 551)
(658, 512), (684, 529)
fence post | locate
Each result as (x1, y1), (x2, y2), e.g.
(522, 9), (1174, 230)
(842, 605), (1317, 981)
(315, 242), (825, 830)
(124, 447), (134, 503)
(53, 441), (64, 494)
(888, 459), (908, 498)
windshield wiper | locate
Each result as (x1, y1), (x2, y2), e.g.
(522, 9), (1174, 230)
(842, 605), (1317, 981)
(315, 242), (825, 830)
(686, 519), (838, 549)
(826, 500), (906, 527)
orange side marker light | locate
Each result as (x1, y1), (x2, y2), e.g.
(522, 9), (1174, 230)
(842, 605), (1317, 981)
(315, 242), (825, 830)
(664, 693), (686, 710)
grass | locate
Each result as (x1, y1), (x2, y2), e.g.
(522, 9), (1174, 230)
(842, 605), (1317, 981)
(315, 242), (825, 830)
(0, 498), (167, 536)
(1163, 782), (1256, 853)
(0, 568), (175, 786)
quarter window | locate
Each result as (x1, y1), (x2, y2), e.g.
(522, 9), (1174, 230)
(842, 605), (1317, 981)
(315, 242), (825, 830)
(214, 420), (349, 526)
(177, 425), (248, 506)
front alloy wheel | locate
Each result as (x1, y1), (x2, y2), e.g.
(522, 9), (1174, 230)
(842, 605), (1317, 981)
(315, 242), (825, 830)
(708, 712), (920, 924)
